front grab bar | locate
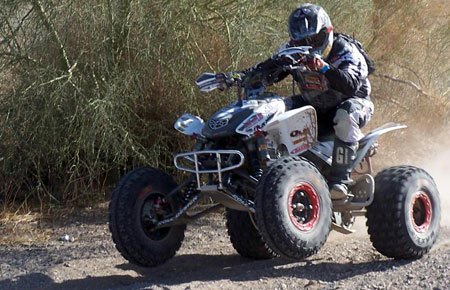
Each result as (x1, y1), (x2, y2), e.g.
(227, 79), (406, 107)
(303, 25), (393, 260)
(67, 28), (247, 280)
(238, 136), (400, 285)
(174, 150), (245, 189)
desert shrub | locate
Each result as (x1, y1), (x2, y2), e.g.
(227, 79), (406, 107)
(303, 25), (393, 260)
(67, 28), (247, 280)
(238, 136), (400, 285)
(0, 0), (448, 207)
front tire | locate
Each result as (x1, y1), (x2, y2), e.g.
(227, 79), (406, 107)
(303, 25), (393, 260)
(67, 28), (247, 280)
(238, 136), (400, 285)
(255, 156), (331, 259)
(109, 167), (186, 267)
(226, 209), (276, 259)
(366, 166), (441, 259)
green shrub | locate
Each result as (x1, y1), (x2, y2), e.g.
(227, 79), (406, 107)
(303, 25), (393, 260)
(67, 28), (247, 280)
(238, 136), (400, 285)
(0, 1), (448, 207)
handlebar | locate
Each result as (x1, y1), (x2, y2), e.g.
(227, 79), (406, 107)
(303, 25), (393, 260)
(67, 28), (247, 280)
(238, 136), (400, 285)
(195, 46), (318, 93)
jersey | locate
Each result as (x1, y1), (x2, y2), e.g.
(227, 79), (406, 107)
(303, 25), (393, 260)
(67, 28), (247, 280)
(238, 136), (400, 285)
(242, 33), (372, 113)
(290, 33), (371, 112)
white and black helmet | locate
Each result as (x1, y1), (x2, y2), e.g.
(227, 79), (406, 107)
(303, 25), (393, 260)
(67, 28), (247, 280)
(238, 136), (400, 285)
(288, 3), (334, 58)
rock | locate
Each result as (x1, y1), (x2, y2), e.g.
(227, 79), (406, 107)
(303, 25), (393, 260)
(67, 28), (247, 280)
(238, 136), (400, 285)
(59, 234), (75, 242)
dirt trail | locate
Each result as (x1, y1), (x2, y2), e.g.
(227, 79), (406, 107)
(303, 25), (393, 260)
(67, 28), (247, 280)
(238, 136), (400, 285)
(0, 206), (449, 290)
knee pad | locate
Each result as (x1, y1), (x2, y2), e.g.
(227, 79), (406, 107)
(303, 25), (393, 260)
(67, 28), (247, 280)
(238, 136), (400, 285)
(333, 108), (362, 143)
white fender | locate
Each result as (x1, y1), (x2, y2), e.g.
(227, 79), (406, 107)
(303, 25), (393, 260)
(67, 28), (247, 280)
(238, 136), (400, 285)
(264, 105), (318, 156)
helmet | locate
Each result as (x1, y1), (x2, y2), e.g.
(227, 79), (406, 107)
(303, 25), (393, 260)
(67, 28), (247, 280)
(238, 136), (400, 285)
(288, 4), (334, 58)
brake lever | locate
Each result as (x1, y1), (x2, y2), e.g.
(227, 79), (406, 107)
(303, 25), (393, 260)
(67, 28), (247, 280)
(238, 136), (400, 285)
(277, 46), (312, 58)
(282, 63), (309, 72)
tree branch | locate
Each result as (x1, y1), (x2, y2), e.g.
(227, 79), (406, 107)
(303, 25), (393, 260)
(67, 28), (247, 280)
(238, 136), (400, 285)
(1, 7), (34, 47)
(373, 73), (437, 100)
(32, 0), (72, 72)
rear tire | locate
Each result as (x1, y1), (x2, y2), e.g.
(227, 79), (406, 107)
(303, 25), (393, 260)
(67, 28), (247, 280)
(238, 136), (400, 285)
(255, 156), (331, 259)
(366, 166), (441, 259)
(226, 209), (276, 259)
(109, 167), (186, 267)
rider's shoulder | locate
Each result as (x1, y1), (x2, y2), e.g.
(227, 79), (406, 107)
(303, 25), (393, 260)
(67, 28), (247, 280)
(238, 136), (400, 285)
(330, 34), (352, 55)
(328, 33), (359, 63)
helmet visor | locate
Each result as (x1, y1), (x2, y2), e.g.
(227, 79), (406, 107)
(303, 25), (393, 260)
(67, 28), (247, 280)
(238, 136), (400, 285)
(290, 29), (327, 48)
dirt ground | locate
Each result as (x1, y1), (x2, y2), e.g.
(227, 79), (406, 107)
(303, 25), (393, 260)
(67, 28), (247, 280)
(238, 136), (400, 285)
(0, 202), (449, 290)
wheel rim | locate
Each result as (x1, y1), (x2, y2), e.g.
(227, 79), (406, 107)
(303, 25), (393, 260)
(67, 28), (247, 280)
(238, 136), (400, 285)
(410, 191), (432, 233)
(288, 182), (320, 231)
(140, 192), (172, 241)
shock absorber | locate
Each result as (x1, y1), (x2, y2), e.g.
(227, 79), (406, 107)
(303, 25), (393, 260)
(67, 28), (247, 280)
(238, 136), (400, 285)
(181, 180), (199, 204)
(254, 130), (270, 164)
(245, 133), (267, 180)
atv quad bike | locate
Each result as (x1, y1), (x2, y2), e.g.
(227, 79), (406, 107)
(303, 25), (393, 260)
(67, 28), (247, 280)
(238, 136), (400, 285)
(109, 46), (441, 267)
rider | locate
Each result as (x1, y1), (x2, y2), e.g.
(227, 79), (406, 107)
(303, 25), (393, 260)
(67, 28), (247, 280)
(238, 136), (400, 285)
(237, 3), (374, 199)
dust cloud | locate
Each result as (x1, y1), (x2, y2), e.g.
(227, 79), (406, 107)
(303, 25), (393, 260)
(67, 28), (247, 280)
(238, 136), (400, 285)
(421, 149), (450, 227)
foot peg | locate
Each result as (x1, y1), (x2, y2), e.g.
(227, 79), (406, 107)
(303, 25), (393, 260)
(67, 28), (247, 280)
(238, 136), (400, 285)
(348, 174), (375, 203)
(330, 184), (352, 200)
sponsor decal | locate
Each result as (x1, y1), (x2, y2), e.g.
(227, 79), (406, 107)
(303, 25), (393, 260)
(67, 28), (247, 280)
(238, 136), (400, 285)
(209, 118), (230, 130)
(238, 113), (267, 134)
(290, 144), (309, 155)
(242, 113), (263, 128)
(289, 126), (316, 154)
(305, 75), (322, 85)
(290, 128), (308, 145)
(302, 73), (328, 91)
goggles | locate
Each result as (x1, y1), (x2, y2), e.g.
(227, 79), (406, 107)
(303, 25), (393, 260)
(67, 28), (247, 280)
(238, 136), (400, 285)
(290, 29), (327, 48)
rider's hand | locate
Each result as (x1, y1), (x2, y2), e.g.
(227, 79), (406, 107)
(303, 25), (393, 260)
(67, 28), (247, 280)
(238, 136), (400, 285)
(304, 56), (330, 73)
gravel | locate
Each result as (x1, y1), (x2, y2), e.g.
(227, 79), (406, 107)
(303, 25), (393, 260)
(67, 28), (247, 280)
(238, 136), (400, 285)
(0, 204), (449, 290)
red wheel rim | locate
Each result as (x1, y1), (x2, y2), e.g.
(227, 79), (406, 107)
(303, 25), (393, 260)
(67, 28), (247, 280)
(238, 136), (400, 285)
(410, 191), (432, 233)
(140, 192), (171, 240)
(287, 182), (320, 231)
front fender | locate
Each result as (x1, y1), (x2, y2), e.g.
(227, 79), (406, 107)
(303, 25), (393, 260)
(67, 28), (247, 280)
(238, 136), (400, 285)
(264, 105), (318, 156)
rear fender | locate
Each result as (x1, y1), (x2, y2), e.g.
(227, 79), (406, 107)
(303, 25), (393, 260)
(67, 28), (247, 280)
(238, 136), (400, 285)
(352, 122), (407, 169)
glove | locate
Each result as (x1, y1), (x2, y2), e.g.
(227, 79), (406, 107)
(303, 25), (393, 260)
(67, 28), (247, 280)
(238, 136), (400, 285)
(274, 54), (305, 67)
(304, 55), (330, 73)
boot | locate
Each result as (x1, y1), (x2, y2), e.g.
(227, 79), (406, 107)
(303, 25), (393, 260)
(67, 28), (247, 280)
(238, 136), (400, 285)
(329, 138), (358, 200)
